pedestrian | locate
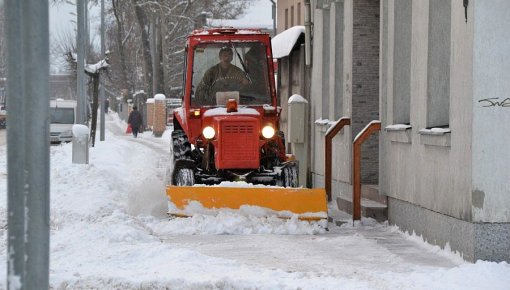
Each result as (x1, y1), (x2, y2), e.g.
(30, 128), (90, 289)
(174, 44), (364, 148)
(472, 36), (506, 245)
(105, 99), (109, 113)
(127, 106), (143, 138)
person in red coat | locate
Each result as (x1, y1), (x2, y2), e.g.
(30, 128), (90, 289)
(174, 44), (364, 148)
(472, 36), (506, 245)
(127, 106), (143, 138)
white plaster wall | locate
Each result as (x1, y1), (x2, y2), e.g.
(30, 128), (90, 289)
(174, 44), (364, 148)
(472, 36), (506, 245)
(472, 0), (510, 222)
(311, 7), (326, 182)
(310, 1), (353, 200)
(380, 0), (473, 221)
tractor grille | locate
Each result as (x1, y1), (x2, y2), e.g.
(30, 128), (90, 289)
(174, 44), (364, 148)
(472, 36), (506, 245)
(218, 121), (259, 169)
(223, 124), (254, 135)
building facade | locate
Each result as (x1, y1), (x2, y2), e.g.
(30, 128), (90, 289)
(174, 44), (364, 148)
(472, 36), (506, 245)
(379, 0), (510, 262)
(286, 0), (510, 262)
(277, 0), (305, 33)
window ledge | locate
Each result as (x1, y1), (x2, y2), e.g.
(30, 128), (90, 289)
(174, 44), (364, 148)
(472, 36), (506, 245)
(385, 124), (412, 143)
(419, 128), (451, 147)
(315, 119), (332, 133)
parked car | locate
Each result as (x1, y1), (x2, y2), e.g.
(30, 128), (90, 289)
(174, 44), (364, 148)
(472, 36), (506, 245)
(50, 99), (77, 143)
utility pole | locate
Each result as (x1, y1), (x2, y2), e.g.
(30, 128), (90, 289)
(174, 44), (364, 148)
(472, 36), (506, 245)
(100, 0), (105, 141)
(77, 0), (87, 124)
(6, 0), (50, 289)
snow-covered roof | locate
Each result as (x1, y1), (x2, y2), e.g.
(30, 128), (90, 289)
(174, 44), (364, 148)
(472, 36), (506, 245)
(271, 26), (305, 59)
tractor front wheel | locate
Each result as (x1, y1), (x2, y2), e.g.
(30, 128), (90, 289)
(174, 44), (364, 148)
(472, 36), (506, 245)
(174, 168), (195, 186)
(279, 164), (298, 188)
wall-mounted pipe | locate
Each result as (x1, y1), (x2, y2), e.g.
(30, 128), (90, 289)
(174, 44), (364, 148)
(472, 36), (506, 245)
(325, 117), (351, 201)
(352, 120), (381, 220)
(304, 0), (312, 66)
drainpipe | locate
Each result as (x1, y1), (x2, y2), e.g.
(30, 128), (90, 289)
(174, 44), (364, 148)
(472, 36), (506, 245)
(303, 0), (313, 186)
(304, 0), (312, 66)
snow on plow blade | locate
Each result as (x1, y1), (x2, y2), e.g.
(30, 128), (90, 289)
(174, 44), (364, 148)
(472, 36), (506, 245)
(166, 186), (328, 221)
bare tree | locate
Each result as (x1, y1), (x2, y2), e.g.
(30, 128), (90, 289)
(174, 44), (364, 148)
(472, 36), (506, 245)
(99, 0), (251, 103)
(132, 0), (154, 97)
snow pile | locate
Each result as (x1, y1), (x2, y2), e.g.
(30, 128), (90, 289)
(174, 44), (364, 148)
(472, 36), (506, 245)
(0, 112), (509, 289)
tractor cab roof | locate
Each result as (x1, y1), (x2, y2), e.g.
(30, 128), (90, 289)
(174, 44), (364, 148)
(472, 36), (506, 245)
(190, 28), (265, 36)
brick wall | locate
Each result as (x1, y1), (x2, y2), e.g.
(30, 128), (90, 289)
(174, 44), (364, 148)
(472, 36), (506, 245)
(352, 0), (380, 184)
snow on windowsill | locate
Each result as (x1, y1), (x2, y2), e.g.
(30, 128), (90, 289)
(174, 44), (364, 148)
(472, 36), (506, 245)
(385, 124), (412, 144)
(419, 127), (451, 147)
(385, 124), (412, 131)
(314, 118), (336, 133)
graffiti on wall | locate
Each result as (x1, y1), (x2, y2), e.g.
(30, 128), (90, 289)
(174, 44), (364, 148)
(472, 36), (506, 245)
(478, 98), (510, 107)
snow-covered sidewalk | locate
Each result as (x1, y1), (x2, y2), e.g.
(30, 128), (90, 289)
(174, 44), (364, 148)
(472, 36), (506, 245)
(0, 113), (509, 289)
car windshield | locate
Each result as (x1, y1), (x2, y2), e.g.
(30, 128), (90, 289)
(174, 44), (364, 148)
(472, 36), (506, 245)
(191, 42), (271, 107)
(50, 108), (74, 124)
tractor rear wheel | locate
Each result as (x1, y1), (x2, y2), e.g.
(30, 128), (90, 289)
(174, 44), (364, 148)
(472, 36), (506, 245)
(172, 130), (191, 160)
(174, 168), (195, 186)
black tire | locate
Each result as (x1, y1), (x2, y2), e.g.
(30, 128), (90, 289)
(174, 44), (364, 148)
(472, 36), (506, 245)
(278, 164), (298, 188)
(171, 130), (191, 160)
(174, 168), (195, 186)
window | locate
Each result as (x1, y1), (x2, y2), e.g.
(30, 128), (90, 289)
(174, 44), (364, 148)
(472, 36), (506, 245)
(50, 108), (74, 124)
(285, 9), (289, 30)
(297, 3), (302, 25)
(427, 0), (451, 128)
(322, 9), (330, 118)
(291, 6), (294, 27)
(393, 0), (412, 125)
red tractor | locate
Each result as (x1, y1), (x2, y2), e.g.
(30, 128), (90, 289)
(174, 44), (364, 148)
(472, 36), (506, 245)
(167, 28), (327, 220)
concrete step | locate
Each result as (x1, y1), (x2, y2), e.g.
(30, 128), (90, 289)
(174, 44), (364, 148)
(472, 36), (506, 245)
(336, 194), (387, 222)
(327, 202), (352, 226)
(361, 184), (387, 205)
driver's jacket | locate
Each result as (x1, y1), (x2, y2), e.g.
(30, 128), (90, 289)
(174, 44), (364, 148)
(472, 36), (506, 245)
(195, 63), (246, 101)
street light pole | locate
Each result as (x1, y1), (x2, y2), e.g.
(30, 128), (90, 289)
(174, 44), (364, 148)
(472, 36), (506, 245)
(6, 0), (50, 288)
(77, 0), (87, 124)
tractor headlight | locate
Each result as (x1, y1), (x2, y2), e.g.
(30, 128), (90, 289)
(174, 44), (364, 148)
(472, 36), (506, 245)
(261, 125), (275, 139)
(202, 126), (215, 139)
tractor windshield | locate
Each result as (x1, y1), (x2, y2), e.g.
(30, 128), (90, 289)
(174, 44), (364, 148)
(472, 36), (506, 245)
(191, 42), (271, 107)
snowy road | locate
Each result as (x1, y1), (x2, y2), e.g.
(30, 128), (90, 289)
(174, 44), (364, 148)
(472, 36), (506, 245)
(0, 113), (509, 289)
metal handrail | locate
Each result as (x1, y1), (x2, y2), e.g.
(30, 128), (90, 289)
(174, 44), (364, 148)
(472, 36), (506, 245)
(325, 117), (351, 201)
(352, 120), (381, 220)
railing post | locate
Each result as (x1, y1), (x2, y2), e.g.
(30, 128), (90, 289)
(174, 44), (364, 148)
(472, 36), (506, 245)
(325, 117), (350, 201)
(352, 121), (381, 220)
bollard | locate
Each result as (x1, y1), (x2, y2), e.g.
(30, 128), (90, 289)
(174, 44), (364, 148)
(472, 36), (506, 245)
(153, 94), (166, 137)
(72, 124), (90, 164)
(288, 94), (308, 187)
(146, 98), (155, 130)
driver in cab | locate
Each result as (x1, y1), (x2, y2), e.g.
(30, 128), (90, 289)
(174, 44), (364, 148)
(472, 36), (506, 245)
(195, 47), (249, 103)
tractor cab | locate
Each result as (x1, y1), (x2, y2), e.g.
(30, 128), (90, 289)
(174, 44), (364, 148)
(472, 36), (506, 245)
(172, 28), (284, 182)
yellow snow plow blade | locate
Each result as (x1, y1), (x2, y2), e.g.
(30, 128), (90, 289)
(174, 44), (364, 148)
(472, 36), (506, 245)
(166, 186), (328, 221)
